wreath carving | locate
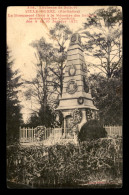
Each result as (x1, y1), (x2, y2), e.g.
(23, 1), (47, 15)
(66, 80), (78, 94)
(77, 97), (84, 105)
(68, 65), (76, 76)
(72, 109), (82, 124)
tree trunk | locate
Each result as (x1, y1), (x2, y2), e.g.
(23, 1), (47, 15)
(40, 60), (48, 114)
(60, 61), (63, 97)
(107, 40), (111, 79)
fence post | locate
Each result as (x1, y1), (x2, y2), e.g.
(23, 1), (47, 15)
(32, 127), (33, 142)
(47, 128), (49, 138)
(109, 126), (111, 136)
(64, 117), (66, 138)
(19, 126), (21, 142)
(48, 128), (50, 137)
(23, 127), (26, 142)
(118, 126), (120, 136)
(45, 127), (46, 140)
(46, 128), (48, 139)
(26, 128), (27, 142)
(53, 128), (54, 139)
(34, 127), (35, 141)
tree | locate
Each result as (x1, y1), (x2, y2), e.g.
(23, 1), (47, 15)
(23, 23), (72, 127)
(23, 38), (55, 127)
(48, 22), (72, 97)
(39, 21), (72, 98)
(30, 37), (53, 112)
(89, 73), (122, 125)
(80, 7), (122, 125)
(6, 47), (23, 144)
(82, 6), (122, 78)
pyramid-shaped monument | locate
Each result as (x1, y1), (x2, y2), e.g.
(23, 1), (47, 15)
(56, 33), (98, 137)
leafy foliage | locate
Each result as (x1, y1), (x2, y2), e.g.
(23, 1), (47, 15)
(7, 138), (122, 188)
(78, 120), (107, 142)
(82, 6), (122, 78)
(23, 24), (72, 126)
(38, 105), (56, 128)
(48, 23), (72, 97)
(6, 47), (23, 145)
(89, 74), (122, 125)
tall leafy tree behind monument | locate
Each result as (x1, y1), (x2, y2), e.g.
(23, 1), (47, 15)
(82, 6), (122, 79)
(89, 74), (122, 125)
(49, 23), (72, 98)
(23, 23), (72, 127)
(81, 6), (122, 125)
(6, 47), (23, 144)
(24, 38), (55, 127)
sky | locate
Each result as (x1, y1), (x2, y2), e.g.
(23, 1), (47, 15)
(7, 6), (109, 76)
(7, 6), (120, 123)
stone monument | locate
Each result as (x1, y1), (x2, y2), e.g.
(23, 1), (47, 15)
(56, 33), (98, 139)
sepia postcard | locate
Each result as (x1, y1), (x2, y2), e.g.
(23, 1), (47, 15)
(6, 6), (122, 189)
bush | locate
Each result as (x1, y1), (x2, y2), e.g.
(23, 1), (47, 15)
(7, 138), (122, 188)
(78, 120), (107, 142)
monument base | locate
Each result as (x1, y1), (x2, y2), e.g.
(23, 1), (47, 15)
(56, 107), (99, 139)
